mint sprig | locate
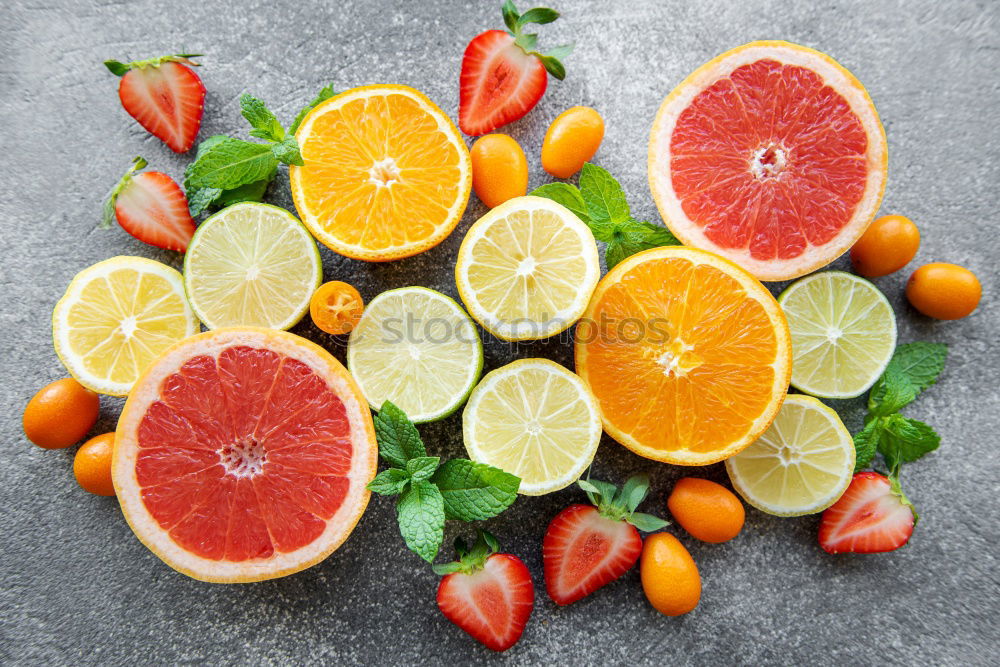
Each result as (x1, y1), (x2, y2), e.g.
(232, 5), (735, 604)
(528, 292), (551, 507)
(532, 163), (680, 269)
(366, 401), (520, 562)
(577, 473), (669, 532)
(500, 1), (572, 80)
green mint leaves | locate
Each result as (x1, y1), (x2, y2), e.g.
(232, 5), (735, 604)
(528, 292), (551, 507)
(289, 83), (337, 135)
(501, 1), (572, 80)
(577, 473), (669, 532)
(184, 85), (334, 216)
(532, 163), (680, 269)
(366, 402), (520, 562)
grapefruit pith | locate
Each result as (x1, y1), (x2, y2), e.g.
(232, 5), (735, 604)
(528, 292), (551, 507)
(113, 328), (377, 583)
(649, 41), (887, 281)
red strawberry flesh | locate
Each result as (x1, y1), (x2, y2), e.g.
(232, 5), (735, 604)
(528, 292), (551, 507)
(118, 61), (205, 153)
(819, 472), (915, 554)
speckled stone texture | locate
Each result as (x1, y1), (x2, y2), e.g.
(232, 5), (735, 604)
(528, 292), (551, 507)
(2, 0), (998, 664)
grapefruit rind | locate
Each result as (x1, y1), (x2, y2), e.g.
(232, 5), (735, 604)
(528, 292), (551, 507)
(113, 327), (378, 583)
(575, 246), (792, 466)
(648, 41), (888, 281)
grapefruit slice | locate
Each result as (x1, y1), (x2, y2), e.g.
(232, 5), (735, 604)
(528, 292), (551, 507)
(648, 41), (887, 281)
(113, 328), (377, 583)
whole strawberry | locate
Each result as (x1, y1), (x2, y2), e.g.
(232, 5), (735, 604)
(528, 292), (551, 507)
(102, 157), (196, 252)
(458, 1), (572, 135)
(434, 530), (534, 652)
(544, 474), (669, 606)
(104, 54), (205, 153)
(819, 471), (916, 554)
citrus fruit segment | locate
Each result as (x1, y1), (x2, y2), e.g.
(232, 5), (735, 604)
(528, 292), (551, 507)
(463, 358), (602, 495)
(347, 287), (483, 423)
(113, 328), (377, 583)
(575, 246), (791, 465)
(455, 196), (600, 341)
(649, 41), (887, 281)
(183, 203), (321, 330)
(52, 256), (199, 396)
(726, 394), (855, 516)
(290, 85), (472, 261)
(779, 271), (896, 399)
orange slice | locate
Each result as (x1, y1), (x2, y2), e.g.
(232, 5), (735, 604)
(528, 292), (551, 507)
(575, 246), (791, 465)
(290, 85), (472, 261)
(113, 328), (377, 582)
(648, 41), (887, 281)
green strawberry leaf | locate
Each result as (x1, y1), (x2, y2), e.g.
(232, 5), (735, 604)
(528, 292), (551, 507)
(373, 401), (426, 467)
(627, 512), (671, 532)
(516, 7), (559, 29)
(406, 456), (441, 483)
(431, 459), (521, 521)
(367, 468), (410, 496)
(501, 0), (520, 33)
(853, 418), (881, 472)
(396, 480), (445, 562)
(240, 94), (285, 142)
(101, 156), (147, 228)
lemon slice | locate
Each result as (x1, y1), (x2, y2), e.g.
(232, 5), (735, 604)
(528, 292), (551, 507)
(346, 287), (483, 423)
(455, 196), (600, 341)
(462, 358), (602, 495)
(725, 394), (855, 516)
(184, 202), (322, 330)
(778, 271), (896, 399)
(52, 256), (199, 396)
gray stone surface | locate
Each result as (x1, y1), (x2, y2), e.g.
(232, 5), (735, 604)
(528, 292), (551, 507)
(2, 0), (998, 664)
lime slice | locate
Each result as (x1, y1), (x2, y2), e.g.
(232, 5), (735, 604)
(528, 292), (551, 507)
(778, 271), (896, 398)
(455, 195), (600, 341)
(726, 394), (855, 516)
(184, 203), (322, 330)
(52, 256), (199, 396)
(463, 358), (602, 495)
(347, 287), (482, 423)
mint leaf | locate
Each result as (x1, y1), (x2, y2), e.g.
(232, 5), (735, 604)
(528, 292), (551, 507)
(626, 512), (671, 532)
(240, 94), (285, 142)
(367, 468), (410, 495)
(530, 183), (590, 225)
(885, 343), (948, 394)
(431, 459), (520, 521)
(878, 415), (941, 470)
(853, 419), (881, 472)
(271, 137), (303, 166)
(579, 163), (630, 224)
(187, 187), (222, 216)
(868, 365), (917, 417)
(406, 456), (440, 483)
(605, 219), (681, 269)
(288, 83), (337, 135)
(396, 480), (444, 562)
(215, 171), (275, 207)
(373, 401), (426, 467)
(185, 138), (279, 190)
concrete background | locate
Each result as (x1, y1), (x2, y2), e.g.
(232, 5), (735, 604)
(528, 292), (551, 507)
(2, 0), (998, 664)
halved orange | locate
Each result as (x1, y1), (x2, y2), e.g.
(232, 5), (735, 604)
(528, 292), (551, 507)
(290, 85), (472, 261)
(649, 41), (887, 281)
(113, 328), (377, 582)
(575, 246), (791, 465)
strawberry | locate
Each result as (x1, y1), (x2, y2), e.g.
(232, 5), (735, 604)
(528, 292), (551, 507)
(458, 1), (572, 135)
(543, 475), (669, 606)
(819, 471), (916, 554)
(102, 157), (196, 252)
(104, 54), (205, 153)
(434, 531), (534, 652)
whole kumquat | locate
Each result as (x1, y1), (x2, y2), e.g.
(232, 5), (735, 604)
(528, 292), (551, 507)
(23, 378), (99, 449)
(850, 214), (920, 278)
(74, 433), (116, 497)
(470, 134), (528, 208)
(640, 532), (701, 616)
(906, 263), (981, 320)
(310, 281), (365, 335)
(667, 477), (745, 543)
(541, 106), (604, 178)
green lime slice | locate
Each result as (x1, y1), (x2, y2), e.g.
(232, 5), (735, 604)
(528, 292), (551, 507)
(184, 203), (322, 330)
(778, 271), (896, 399)
(347, 287), (483, 423)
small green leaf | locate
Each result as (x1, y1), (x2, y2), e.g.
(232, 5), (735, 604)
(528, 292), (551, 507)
(373, 401), (426, 467)
(186, 187), (222, 216)
(627, 512), (671, 532)
(240, 94), (285, 142)
(878, 415), (940, 469)
(514, 32), (539, 52)
(431, 562), (464, 575)
(103, 60), (129, 76)
(214, 171), (275, 207)
(888, 471), (919, 526)
(367, 468), (410, 495)
(101, 156), (148, 229)
(396, 480), (445, 562)
(432, 459), (520, 521)
(530, 183), (591, 223)
(184, 138), (279, 190)
(406, 456), (441, 483)
(618, 474), (652, 513)
(516, 7), (559, 29)
(271, 137), (303, 166)
(884, 342), (948, 394)
(536, 54), (566, 80)
(545, 44), (574, 61)
(853, 419), (881, 472)
(868, 365), (917, 417)
(289, 83), (338, 135)
(579, 163), (630, 224)
(604, 219), (680, 269)
(501, 0), (520, 33)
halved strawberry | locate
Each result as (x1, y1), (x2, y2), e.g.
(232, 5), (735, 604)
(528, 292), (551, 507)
(104, 54), (205, 153)
(434, 531), (534, 652)
(819, 471), (916, 554)
(458, 2), (572, 135)
(543, 475), (669, 606)
(102, 157), (196, 252)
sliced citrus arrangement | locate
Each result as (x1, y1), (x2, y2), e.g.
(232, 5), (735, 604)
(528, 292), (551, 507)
(52, 256), (199, 396)
(779, 271), (896, 398)
(113, 327), (377, 583)
(575, 246), (791, 465)
(649, 41), (888, 281)
(726, 394), (855, 516)
(455, 196), (600, 341)
(290, 84), (472, 261)
(347, 287), (483, 423)
(183, 202), (321, 330)
(463, 358), (602, 495)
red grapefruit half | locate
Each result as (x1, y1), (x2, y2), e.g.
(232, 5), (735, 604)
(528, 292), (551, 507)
(113, 328), (377, 583)
(649, 41), (887, 281)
